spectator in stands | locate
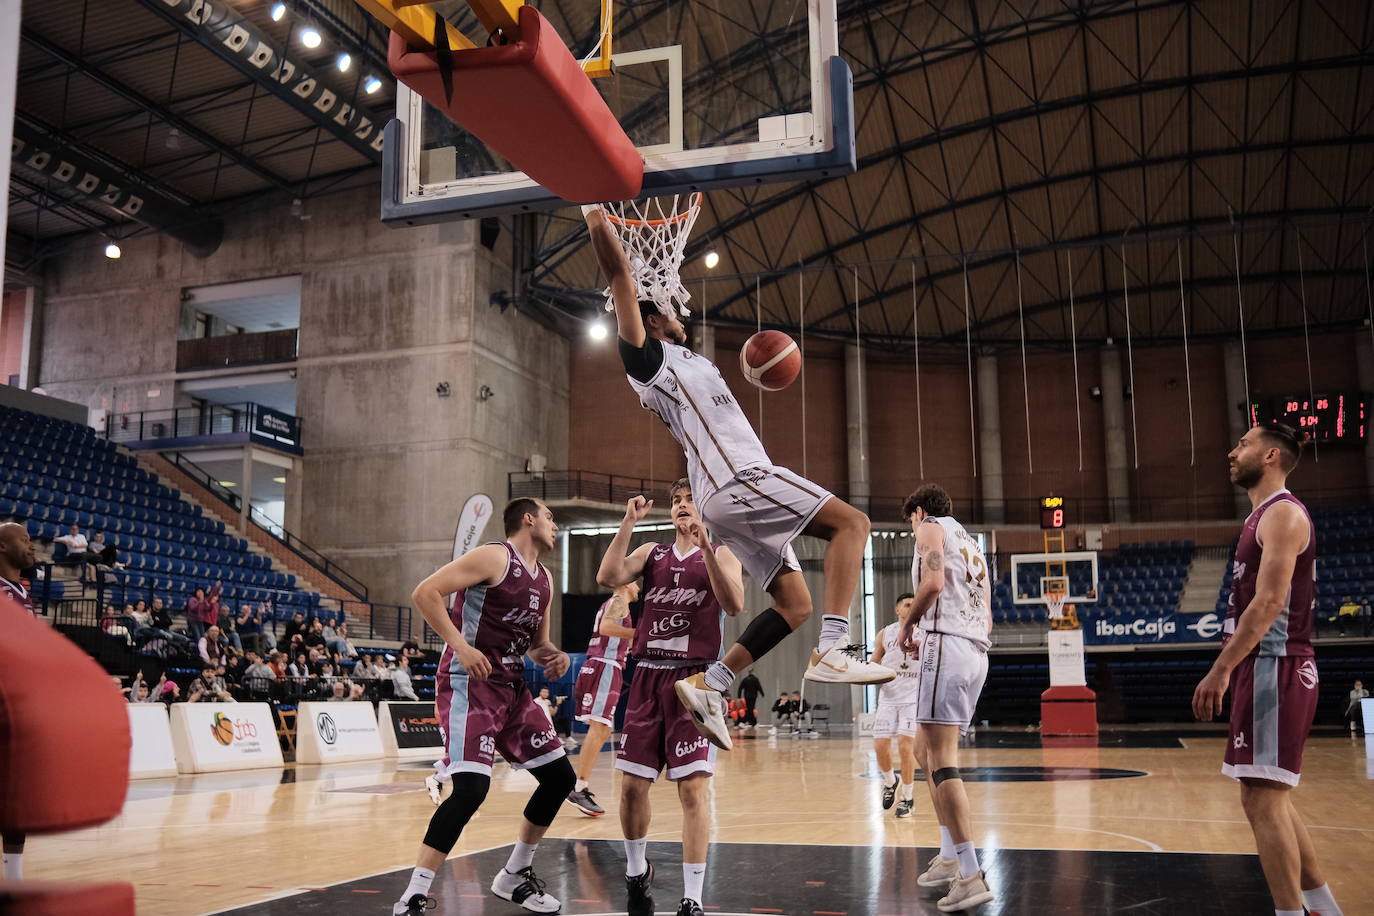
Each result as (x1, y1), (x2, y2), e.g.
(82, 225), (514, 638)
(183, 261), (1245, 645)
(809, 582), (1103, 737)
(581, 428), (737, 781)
(391, 655), (419, 700)
(53, 523), (90, 562)
(534, 687), (564, 726)
(284, 610), (308, 643)
(187, 663), (235, 703)
(348, 682), (367, 702)
(770, 694), (795, 731)
(400, 638), (423, 660)
(244, 652), (276, 700)
(326, 621), (359, 659)
(1334, 596), (1362, 637)
(150, 597), (174, 632)
(288, 652), (315, 698)
(1348, 680), (1369, 737)
(318, 660), (339, 694)
(327, 681), (348, 702)
(322, 616), (340, 641)
(198, 624), (227, 666)
(128, 602), (188, 652)
(223, 647), (250, 684)
(739, 668), (765, 727)
(156, 678), (180, 705)
(303, 618), (327, 650)
(186, 587), (216, 641)
(238, 603), (276, 655)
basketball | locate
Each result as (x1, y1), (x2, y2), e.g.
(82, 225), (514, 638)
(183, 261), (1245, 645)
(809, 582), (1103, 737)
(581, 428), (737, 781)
(211, 713), (234, 746)
(739, 330), (801, 391)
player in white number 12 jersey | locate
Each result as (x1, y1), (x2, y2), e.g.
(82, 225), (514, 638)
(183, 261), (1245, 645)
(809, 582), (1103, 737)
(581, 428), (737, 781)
(899, 485), (995, 912)
(583, 205), (892, 752)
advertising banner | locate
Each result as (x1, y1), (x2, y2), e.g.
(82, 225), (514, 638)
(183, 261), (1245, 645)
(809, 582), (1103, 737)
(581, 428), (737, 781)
(1048, 630), (1087, 686)
(379, 701), (444, 759)
(127, 704), (178, 779)
(296, 702), (384, 765)
(169, 702), (282, 774)
(1080, 610), (1224, 645)
(252, 405), (300, 447)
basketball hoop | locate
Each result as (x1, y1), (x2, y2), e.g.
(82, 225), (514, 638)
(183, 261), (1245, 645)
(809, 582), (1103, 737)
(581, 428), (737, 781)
(596, 193), (702, 318)
(1045, 593), (1067, 621)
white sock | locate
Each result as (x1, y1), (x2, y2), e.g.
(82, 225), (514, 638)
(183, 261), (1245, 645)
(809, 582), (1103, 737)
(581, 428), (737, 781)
(817, 615), (849, 652)
(953, 841), (979, 879)
(939, 826), (955, 861)
(3, 851), (21, 880)
(1302, 884), (1343, 916)
(505, 839), (538, 874)
(883, 771), (898, 788)
(703, 662), (733, 693)
(575, 778), (589, 792)
(624, 837), (648, 877)
(683, 861), (707, 904)
(400, 866), (434, 902)
(899, 782), (913, 801)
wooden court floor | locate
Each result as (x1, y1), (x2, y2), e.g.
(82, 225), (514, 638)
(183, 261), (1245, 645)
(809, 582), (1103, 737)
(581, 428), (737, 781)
(28, 730), (1374, 915)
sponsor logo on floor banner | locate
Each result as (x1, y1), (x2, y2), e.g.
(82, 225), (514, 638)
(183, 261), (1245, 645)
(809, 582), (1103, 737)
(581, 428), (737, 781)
(128, 703), (178, 778)
(379, 701), (445, 759)
(1080, 610), (1221, 645)
(296, 701), (384, 764)
(169, 702), (283, 773)
(1048, 629), (1087, 685)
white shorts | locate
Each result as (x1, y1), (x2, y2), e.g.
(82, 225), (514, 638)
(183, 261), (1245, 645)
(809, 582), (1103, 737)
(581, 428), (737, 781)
(873, 702), (918, 739)
(916, 632), (988, 727)
(700, 465), (833, 589)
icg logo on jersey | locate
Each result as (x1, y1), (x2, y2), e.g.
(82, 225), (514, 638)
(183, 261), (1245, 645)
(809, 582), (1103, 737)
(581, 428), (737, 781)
(648, 612), (692, 638)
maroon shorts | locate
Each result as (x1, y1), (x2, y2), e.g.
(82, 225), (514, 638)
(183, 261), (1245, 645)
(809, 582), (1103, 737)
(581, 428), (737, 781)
(435, 674), (564, 777)
(616, 663), (715, 782)
(573, 659), (623, 726)
(1222, 654), (1319, 787)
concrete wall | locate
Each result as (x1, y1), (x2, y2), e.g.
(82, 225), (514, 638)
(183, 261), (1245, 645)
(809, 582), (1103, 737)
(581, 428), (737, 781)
(34, 187), (570, 614)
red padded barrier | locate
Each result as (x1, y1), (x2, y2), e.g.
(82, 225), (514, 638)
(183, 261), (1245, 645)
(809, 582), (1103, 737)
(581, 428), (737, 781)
(389, 5), (643, 204)
(0, 880), (135, 915)
(0, 594), (131, 834)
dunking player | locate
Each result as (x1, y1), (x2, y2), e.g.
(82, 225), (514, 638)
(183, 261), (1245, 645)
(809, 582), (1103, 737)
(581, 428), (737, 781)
(870, 592), (919, 818)
(583, 206), (892, 750)
(597, 479), (744, 916)
(1192, 425), (1344, 916)
(565, 581), (639, 816)
(393, 499), (576, 916)
(1, 521), (36, 881)
(899, 485), (995, 912)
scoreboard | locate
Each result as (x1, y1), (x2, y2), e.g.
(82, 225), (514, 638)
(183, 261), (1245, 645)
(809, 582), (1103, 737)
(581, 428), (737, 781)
(1248, 392), (1369, 443)
(1040, 496), (1065, 529)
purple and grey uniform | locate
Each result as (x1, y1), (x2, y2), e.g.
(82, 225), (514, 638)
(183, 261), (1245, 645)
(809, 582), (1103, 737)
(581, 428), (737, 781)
(616, 542), (725, 782)
(435, 541), (564, 777)
(574, 599), (630, 726)
(1222, 488), (1319, 786)
(0, 577), (33, 615)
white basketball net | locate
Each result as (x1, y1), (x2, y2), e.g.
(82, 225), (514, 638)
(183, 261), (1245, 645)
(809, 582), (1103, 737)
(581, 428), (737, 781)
(1045, 593), (1067, 620)
(599, 193), (702, 318)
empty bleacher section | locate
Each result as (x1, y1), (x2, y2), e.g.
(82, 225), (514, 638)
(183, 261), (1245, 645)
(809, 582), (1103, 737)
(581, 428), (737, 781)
(992, 541), (1194, 626)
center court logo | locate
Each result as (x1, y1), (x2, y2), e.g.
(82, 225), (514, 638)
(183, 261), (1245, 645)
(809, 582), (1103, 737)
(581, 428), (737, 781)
(1186, 613), (1224, 640)
(316, 712), (338, 745)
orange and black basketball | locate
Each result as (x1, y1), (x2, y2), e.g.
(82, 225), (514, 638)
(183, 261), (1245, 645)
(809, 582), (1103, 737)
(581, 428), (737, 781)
(211, 713), (234, 746)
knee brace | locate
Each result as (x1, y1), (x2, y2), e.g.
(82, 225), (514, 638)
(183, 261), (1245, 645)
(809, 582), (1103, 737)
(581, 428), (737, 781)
(523, 756), (576, 827)
(736, 608), (795, 662)
(932, 767), (961, 787)
(422, 772), (490, 853)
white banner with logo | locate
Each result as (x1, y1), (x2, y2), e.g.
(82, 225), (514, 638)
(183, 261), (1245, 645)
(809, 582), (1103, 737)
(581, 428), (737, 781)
(169, 703), (283, 774)
(296, 702), (385, 765)
(127, 704), (178, 779)
(449, 493), (494, 611)
(1048, 629), (1087, 687)
(378, 701), (445, 760)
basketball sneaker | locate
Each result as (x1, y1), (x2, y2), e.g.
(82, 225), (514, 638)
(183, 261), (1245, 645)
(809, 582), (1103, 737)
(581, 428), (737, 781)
(491, 866), (561, 913)
(392, 894), (435, 915)
(675, 674), (733, 750)
(626, 861), (655, 916)
(918, 855), (960, 888)
(676, 898), (705, 916)
(804, 644), (896, 685)
(880, 779), (898, 810)
(566, 786), (605, 816)
(936, 871), (994, 912)
(895, 798), (914, 819)
(424, 774), (443, 807)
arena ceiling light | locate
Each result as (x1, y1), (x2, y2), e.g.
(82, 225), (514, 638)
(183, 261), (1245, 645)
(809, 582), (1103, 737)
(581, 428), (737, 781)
(270, 2), (286, 21)
(103, 242), (121, 259)
(299, 26), (322, 48)
(336, 52), (352, 72)
(588, 320), (608, 341)
(704, 250), (720, 269)
(364, 75), (383, 94)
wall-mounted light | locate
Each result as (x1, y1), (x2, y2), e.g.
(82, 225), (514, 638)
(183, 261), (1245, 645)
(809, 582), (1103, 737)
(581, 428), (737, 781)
(477, 384), (495, 402)
(1088, 385), (1102, 400)
(436, 381), (451, 398)
(104, 241), (121, 259)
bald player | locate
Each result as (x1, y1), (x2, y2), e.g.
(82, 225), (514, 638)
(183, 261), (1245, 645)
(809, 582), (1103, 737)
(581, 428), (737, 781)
(1, 521), (37, 880)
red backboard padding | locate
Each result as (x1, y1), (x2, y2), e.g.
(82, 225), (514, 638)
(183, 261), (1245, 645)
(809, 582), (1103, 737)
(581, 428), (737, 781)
(0, 594), (131, 834)
(389, 5), (643, 204)
(0, 881), (135, 915)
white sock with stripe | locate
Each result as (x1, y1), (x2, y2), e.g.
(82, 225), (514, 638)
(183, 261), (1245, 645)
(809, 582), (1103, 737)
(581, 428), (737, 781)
(400, 866), (434, 903)
(1302, 883), (1343, 915)
(817, 615), (849, 652)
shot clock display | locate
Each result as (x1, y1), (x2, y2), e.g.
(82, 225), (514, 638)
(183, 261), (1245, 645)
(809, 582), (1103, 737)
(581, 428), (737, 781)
(1040, 496), (1065, 529)
(1248, 392), (1369, 443)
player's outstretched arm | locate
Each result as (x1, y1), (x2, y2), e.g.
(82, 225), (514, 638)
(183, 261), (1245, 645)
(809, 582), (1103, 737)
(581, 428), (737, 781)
(583, 206), (645, 346)
(596, 496), (655, 587)
(411, 544), (507, 679)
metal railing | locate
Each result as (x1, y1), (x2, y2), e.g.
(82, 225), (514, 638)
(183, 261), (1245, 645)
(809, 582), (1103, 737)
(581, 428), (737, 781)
(176, 328), (298, 372)
(163, 451), (370, 601)
(106, 401), (301, 448)
(510, 470), (681, 507)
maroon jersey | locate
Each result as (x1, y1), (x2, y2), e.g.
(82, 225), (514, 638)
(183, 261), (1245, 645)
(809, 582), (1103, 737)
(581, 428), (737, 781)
(586, 599), (630, 666)
(632, 543), (724, 663)
(1225, 489), (1316, 658)
(0, 577), (33, 615)
(442, 541), (552, 683)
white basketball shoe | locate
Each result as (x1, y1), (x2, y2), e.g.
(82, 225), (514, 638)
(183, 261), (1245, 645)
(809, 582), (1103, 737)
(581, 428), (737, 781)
(937, 872), (994, 912)
(674, 673), (734, 750)
(804, 644), (895, 684)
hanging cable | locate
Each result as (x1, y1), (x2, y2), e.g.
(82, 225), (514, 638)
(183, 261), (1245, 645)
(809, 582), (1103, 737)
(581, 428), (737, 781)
(912, 261), (925, 478)
(1365, 233), (1374, 378)
(1121, 243), (1140, 469)
(799, 264), (808, 479)
(755, 275), (763, 436)
(1177, 240), (1196, 467)
(1231, 223), (1252, 417)
(854, 267), (866, 489)
(1014, 246), (1033, 475)
(963, 260), (978, 477)
(1296, 232), (1319, 462)
(1067, 249), (1083, 473)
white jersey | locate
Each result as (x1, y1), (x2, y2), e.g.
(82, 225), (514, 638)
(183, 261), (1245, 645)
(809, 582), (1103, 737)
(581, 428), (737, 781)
(911, 516), (992, 651)
(876, 622), (920, 705)
(628, 340), (771, 508)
